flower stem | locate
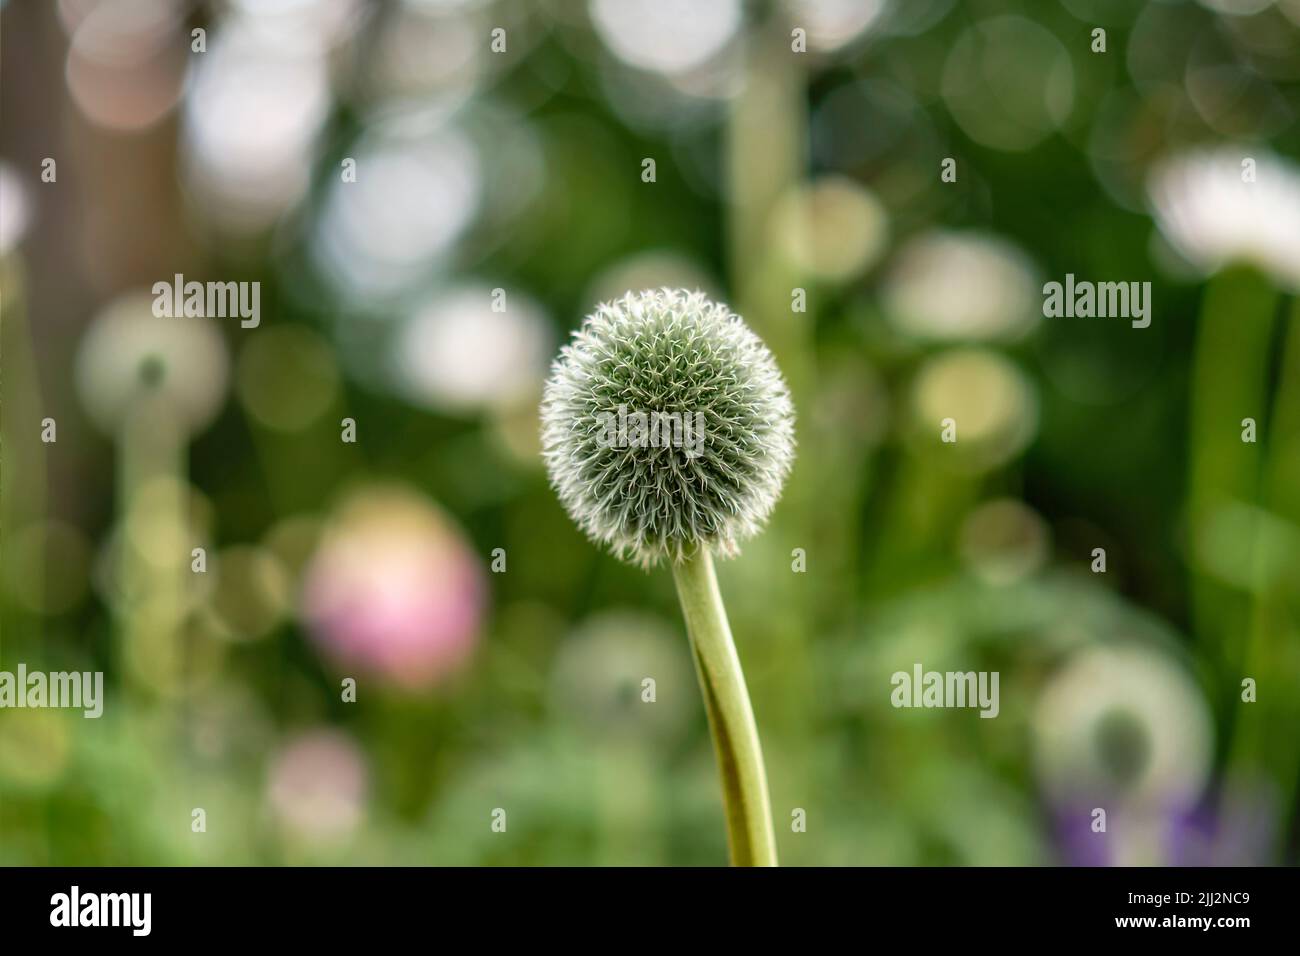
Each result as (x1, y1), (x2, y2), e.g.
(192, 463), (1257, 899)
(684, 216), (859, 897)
(671, 548), (777, 866)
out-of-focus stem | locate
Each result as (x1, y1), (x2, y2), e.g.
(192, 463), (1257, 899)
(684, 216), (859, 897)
(0, 258), (46, 654)
(117, 398), (187, 698)
(1228, 296), (1300, 846)
(1187, 268), (1276, 669)
(726, 1), (814, 823)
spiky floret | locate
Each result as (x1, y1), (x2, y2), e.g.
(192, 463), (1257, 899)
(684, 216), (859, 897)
(541, 288), (796, 567)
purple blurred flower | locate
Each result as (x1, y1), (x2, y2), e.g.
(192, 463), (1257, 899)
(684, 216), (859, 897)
(1165, 785), (1278, 867)
(1052, 787), (1277, 867)
(300, 486), (485, 689)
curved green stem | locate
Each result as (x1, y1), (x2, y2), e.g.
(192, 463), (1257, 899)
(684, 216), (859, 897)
(671, 548), (777, 866)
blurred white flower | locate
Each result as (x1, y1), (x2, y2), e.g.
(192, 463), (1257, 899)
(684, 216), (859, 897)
(75, 292), (230, 437)
(394, 285), (551, 413)
(64, 0), (185, 132)
(313, 116), (481, 301)
(1034, 644), (1213, 812)
(1147, 147), (1300, 291)
(783, 0), (889, 52)
(358, 1), (484, 108)
(182, 18), (331, 235)
(883, 231), (1039, 342)
(228, 0), (362, 55)
(589, 0), (741, 75)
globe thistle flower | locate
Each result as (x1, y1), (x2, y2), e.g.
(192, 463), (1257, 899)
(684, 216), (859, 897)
(540, 288), (793, 867)
(540, 288), (795, 568)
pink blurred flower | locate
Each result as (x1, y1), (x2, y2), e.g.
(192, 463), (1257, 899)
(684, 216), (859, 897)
(300, 485), (485, 689)
(266, 728), (368, 843)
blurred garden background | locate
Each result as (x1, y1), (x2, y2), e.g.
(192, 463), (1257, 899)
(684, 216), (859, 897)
(1, 0), (1299, 865)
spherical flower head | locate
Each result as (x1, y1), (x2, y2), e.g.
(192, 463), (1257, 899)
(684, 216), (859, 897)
(541, 288), (795, 567)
